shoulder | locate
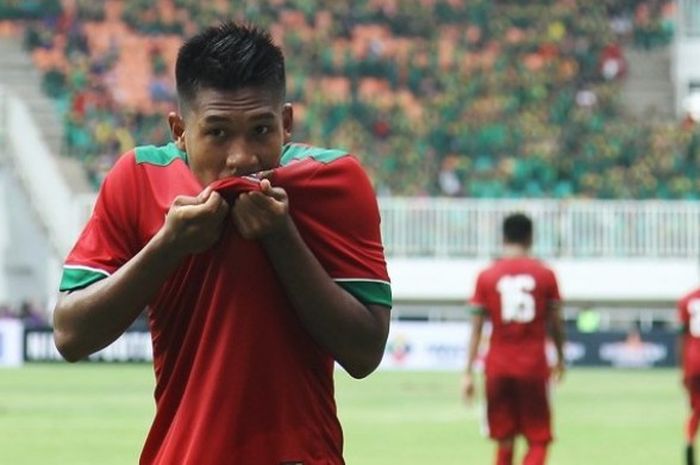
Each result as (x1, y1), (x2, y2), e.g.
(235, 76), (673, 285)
(477, 262), (500, 284)
(277, 143), (374, 197)
(528, 258), (556, 277)
(279, 142), (351, 166)
(680, 288), (700, 306)
(279, 143), (368, 179)
(133, 142), (187, 167)
(102, 142), (187, 190)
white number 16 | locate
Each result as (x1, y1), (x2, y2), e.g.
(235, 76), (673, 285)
(497, 274), (536, 323)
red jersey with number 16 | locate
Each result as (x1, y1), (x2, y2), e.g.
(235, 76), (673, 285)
(59, 142), (392, 465)
(471, 257), (560, 379)
(678, 288), (700, 378)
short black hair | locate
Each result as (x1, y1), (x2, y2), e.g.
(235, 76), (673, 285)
(175, 22), (285, 108)
(503, 213), (533, 245)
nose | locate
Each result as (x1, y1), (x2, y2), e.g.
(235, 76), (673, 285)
(225, 143), (260, 177)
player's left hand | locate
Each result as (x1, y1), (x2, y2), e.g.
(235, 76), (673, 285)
(461, 372), (477, 405)
(231, 178), (289, 239)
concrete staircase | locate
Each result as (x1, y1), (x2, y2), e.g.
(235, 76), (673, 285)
(0, 37), (92, 194)
(620, 46), (675, 119)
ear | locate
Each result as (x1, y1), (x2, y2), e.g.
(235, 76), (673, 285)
(168, 111), (187, 151)
(282, 103), (293, 144)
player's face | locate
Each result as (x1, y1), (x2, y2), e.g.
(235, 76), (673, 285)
(169, 87), (293, 187)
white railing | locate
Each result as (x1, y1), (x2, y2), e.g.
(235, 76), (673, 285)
(379, 198), (700, 258)
(72, 187), (700, 259)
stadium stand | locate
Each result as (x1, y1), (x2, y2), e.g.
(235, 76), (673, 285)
(0, 0), (689, 199)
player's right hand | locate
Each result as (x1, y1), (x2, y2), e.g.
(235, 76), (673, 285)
(160, 186), (230, 256)
(551, 360), (566, 383)
(461, 372), (476, 404)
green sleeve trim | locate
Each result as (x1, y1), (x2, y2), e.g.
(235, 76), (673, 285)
(59, 267), (110, 292)
(280, 143), (349, 166)
(134, 142), (187, 166)
(469, 306), (487, 316)
(336, 280), (392, 308)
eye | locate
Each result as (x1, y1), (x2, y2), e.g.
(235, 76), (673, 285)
(254, 125), (271, 136)
(207, 128), (227, 138)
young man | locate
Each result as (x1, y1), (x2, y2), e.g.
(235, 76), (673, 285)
(678, 287), (700, 465)
(462, 213), (565, 465)
(52, 22), (392, 465)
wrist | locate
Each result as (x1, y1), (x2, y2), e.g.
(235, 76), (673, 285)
(261, 215), (296, 245)
(150, 227), (189, 265)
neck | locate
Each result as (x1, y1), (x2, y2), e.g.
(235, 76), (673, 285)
(502, 243), (529, 258)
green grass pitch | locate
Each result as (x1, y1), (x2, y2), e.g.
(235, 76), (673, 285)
(0, 365), (686, 464)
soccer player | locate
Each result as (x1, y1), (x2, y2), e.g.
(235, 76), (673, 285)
(462, 213), (565, 465)
(52, 22), (392, 465)
(678, 287), (700, 465)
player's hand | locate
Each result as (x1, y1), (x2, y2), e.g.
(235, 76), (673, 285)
(231, 179), (289, 239)
(160, 186), (229, 256)
(461, 372), (477, 404)
(551, 360), (566, 383)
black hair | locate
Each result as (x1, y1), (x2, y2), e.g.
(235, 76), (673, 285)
(175, 22), (285, 108)
(503, 213), (533, 246)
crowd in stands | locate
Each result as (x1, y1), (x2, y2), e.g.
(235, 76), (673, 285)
(0, 0), (693, 199)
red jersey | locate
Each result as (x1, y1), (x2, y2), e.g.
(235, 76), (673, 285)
(471, 257), (560, 379)
(60, 142), (392, 465)
(678, 288), (700, 378)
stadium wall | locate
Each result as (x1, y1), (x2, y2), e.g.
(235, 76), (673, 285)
(388, 258), (699, 304)
(0, 87), (88, 309)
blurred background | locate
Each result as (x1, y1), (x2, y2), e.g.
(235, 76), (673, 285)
(0, 0), (698, 464)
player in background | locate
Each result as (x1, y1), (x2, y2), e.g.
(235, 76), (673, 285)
(52, 22), (391, 465)
(462, 213), (565, 465)
(678, 287), (700, 465)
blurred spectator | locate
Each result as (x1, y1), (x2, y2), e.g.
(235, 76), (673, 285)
(0, 0), (689, 199)
(19, 300), (47, 328)
(0, 303), (16, 319)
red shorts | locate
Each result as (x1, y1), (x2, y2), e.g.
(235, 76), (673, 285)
(485, 375), (552, 443)
(685, 375), (700, 411)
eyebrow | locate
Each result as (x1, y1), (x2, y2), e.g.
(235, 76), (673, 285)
(202, 111), (277, 124)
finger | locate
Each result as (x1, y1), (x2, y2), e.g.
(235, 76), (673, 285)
(216, 197), (230, 218)
(173, 194), (203, 207)
(197, 186), (213, 202)
(256, 169), (274, 180)
(202, 190), (224, 213)
(260, 179), (287, 201)
(247, 191), (277, 210)
(231, 208), (257, 239)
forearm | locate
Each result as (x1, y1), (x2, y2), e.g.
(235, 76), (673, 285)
(465, 315), (483, 373)
(261, 218), (389, 378)
(550, 317), (566, 364)
(53, 230), (185, 361)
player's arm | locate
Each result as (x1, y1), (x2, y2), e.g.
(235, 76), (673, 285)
(232, 180), (389, 379)
(678, 300), (689, 371)
(54, 189), (228, 362)
(678, 327), (687, 369)
(548, 300), (566, 381)
(462, 309), (485, 403)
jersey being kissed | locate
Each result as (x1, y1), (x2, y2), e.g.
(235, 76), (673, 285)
(60, 142), (392, 465)
(679, 288), (700, 379)
(471, 257), (560, 379)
